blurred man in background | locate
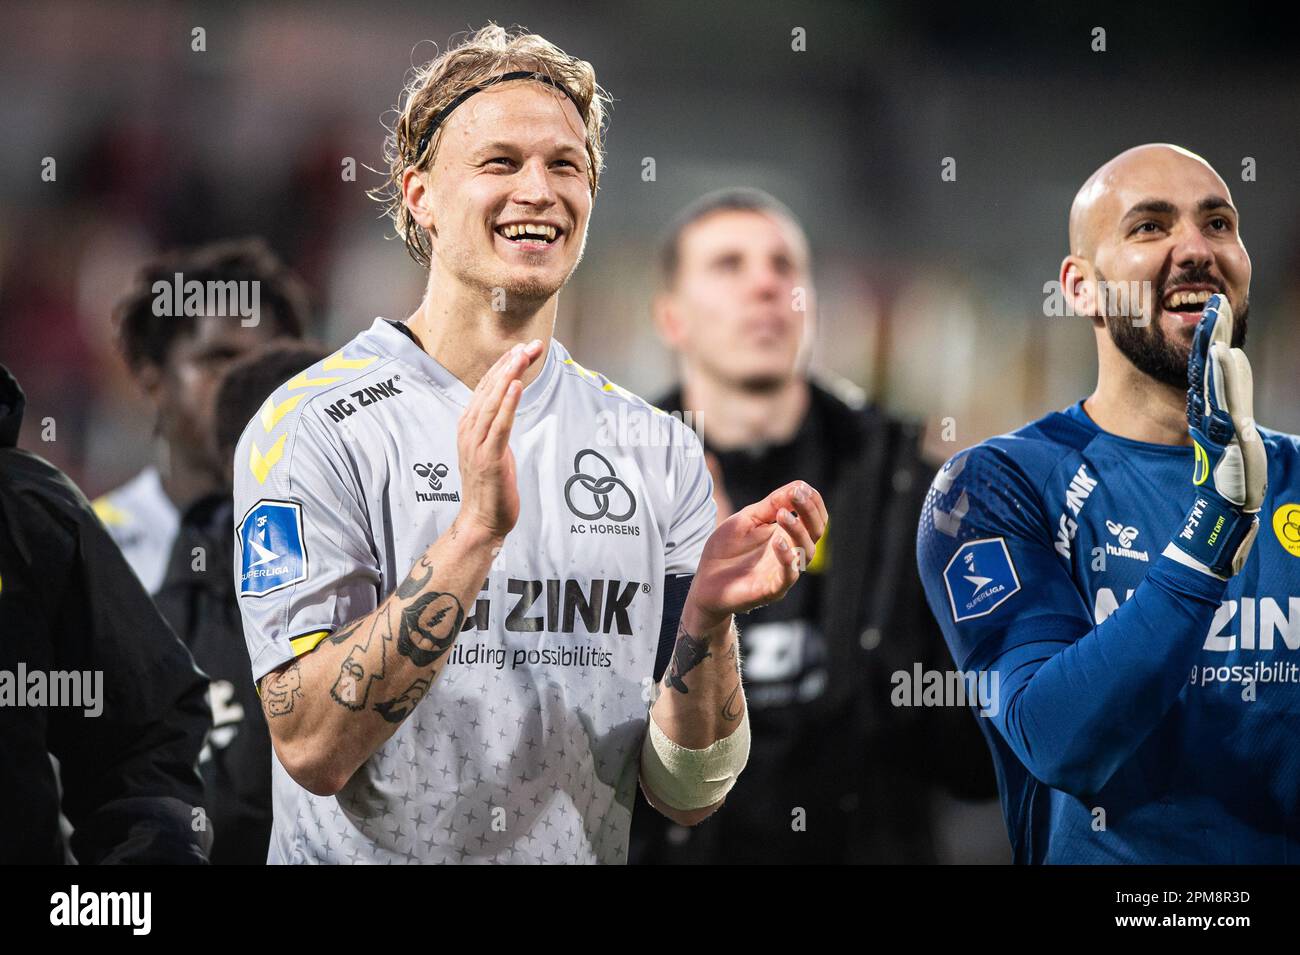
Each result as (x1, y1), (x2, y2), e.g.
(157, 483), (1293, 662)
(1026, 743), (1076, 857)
(1, 364), (211, 864)
(94, 239), (308, 594)
(630, 188), (997, 864)
(97, 240), (312, 863)
(149, 339), (328, 864)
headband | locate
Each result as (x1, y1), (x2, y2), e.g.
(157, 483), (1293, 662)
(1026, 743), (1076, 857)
(414, 70), (584, 160)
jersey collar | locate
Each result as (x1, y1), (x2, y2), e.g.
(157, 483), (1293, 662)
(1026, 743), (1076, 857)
(1063, 399), (1192, 457)
(370, 318), (562, 416)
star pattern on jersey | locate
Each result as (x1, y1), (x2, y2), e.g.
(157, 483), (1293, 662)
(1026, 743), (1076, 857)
(271, 651), (645, 864)
(252, 330), (711, 865)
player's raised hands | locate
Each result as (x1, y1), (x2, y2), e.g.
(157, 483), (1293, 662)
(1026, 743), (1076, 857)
(455, 339), (545, 540)
(1174, 295), (1266, 578)
(687, 480), (827, 627)
(1187, 294), (1266, 512)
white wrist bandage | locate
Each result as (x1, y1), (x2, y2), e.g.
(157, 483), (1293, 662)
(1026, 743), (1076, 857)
(639, 710), (751, 812)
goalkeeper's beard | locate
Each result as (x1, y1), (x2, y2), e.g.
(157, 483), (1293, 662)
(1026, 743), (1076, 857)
(1097, 269), (1249, 389)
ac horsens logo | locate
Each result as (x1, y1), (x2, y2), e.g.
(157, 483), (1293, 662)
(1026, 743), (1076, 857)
(1274, 503), (1300, 558)
(565, 449), (636, 522)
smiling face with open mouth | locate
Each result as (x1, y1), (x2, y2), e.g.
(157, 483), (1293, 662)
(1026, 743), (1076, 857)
(416, 81), (593, 310)
(1072, 145), (1252, 388)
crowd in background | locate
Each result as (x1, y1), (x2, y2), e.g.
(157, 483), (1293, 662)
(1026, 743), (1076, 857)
(4, 2), (1295, 500)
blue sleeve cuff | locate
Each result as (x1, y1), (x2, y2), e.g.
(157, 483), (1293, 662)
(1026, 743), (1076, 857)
(1147, 552), (1231, 605)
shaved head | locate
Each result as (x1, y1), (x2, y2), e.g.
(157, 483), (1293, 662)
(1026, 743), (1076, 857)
(1061, 143), (1251, 388)
(1069, 144), (1231, 259)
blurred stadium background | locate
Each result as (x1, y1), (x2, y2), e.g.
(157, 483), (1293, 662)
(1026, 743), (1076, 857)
(1, 0), (1296, 862)
(3, 1), (1298, 485)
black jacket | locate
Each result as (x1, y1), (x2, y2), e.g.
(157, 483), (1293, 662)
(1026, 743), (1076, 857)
(154, 493), (272, 864)
(630, 378), (996, 864)
(0, 364), (212, 864)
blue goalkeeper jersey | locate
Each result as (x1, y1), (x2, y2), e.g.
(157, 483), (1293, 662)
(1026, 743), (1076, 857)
(916, 399), (1300, 863)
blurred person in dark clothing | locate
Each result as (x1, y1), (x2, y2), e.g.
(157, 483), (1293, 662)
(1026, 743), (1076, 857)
(97, 238), (311, 864)
(151, 340), (328, 864)
(94, 238), (308, 594)
(628, 189), (998, 864)
(0, 364), (211, 864)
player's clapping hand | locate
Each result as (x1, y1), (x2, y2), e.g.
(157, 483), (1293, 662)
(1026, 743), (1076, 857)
(455, 339), (545, 541)
(1174, 295), (1267, 577)
(687, 480), (827, 628)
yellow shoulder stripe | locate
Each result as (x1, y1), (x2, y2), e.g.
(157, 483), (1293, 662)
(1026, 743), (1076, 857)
(286, 369), (340, 390)
(324, 352), (377, 371)
(290, 630), (331, 656)
(260, 392), (305, 432)
(249, 434), (288, 484)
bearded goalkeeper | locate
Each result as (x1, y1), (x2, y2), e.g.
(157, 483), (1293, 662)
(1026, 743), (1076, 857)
(917, 143), (1300, 863)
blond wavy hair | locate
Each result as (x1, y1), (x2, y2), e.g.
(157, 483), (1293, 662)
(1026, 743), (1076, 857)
(371, 24), (611, 268)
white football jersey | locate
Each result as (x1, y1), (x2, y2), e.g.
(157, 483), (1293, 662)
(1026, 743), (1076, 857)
(233, 318), (713, 864)
(93, 465), (180, 594)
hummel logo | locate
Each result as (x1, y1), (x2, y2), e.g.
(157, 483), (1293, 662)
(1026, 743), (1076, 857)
(1104, 519), (1150, 563)
(414, 462), (460, 503)
(1105, 520), (1139, 547)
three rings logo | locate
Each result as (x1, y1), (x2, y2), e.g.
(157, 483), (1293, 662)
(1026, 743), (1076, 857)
(1272, 503), (1300, 558)
(414, 463), (460, 503)
(565, 449), (638, 531)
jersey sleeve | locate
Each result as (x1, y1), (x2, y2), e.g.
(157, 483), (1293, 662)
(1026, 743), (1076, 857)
(916, 443), (1228, 798)
(661, 419), (716, 576)
(916, 443), (1091, 669)
(233, 409), (381, 683)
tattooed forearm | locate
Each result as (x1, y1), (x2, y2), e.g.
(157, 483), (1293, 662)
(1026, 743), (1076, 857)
(373, 677), (432, 723)
(397, 591), (464, 666)
(332, 648), (368, 711)
(720, 638), (744, 718)
(330, 615), (388, 710)
(326, 616), (364, 646)
(665, 624), (711, 693)
(395, 554), (434, 599)
(321, 556), (464, 721)
(721, 683), (744, 721)
(263, 660), (303, 718)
